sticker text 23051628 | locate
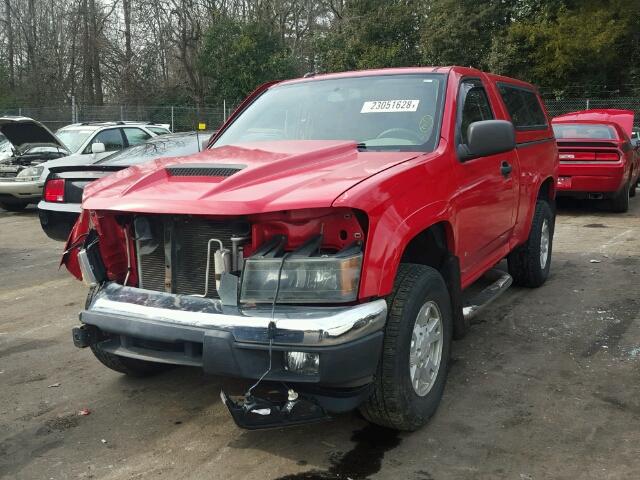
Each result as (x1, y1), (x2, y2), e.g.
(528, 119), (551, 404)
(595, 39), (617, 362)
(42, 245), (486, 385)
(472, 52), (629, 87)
(361, 100), (420, 113)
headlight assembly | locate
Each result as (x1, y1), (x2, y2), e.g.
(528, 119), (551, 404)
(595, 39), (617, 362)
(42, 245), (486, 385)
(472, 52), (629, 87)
(15, 165), (44, 181)
(240, 237), (363, 304)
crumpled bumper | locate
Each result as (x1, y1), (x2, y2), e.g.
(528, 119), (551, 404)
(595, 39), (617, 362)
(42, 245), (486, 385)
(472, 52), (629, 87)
(78, 282), (387, 388)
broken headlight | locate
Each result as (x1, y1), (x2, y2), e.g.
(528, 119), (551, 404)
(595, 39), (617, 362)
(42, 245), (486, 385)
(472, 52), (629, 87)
(240, 236), (363, 304)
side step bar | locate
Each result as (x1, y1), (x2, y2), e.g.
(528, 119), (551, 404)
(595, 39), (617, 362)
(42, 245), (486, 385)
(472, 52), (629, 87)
(462, 269), (513, 321)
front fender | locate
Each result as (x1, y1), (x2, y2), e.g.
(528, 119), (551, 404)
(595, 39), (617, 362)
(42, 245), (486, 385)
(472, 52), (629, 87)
(332, 149), (455, 299)
(61, 209), (90, 281)
(359, 201), (453, 298)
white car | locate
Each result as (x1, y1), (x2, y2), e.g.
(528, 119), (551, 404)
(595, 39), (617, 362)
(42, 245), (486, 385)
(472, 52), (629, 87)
(0, 120), (170, 211)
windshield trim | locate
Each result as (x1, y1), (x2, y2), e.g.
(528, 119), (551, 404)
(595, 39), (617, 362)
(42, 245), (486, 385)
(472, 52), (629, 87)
(211, 72), (448, 153)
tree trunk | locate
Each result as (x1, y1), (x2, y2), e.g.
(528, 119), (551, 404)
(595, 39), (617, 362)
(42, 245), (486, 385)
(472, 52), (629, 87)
(4, 0), (14, 88)
(89, 0), (103, 105)
(123, 0), (133, 100)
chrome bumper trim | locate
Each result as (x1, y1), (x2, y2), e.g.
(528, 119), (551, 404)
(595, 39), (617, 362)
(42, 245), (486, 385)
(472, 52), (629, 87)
(37, 200), (82, 213)
(86, 282), (388, 346)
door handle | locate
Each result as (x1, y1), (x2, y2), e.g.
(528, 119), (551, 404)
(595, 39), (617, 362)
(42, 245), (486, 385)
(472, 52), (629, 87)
(500, 161), (512, 177)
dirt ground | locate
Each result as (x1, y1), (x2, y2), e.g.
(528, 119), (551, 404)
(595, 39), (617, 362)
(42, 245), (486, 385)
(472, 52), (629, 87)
(1, 199), (639, 480)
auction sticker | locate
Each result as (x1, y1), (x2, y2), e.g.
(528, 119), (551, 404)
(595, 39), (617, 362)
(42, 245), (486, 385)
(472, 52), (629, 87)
(361, 99), (420, 113)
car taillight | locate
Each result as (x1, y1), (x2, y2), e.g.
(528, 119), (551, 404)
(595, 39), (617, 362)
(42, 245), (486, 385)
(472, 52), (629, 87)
(595, 152), (619, 161)
(44, 179), (65, 202)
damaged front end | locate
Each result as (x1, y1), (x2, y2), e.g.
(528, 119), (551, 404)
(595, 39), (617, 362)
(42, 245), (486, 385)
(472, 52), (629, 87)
(63, 207), (386, 429)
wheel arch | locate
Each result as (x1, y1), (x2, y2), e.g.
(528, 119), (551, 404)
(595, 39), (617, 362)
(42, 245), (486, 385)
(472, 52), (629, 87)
(391, 221), (467, 339)
(537, 176), (556, 205)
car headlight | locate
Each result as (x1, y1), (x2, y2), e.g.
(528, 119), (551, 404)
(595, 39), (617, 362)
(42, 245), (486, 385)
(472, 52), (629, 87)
(240, 252), (363, 304)
(15, 165), (44, 181)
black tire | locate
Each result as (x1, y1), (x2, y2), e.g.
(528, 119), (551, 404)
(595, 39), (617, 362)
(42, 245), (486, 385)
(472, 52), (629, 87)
(610, 181), (630, 213)
(0, 201), (29, 212)
(85, 287), (169, 377)
(508, 200), (554, 288)
(630, 178), (637, 198)
(360, 264), (453, 431)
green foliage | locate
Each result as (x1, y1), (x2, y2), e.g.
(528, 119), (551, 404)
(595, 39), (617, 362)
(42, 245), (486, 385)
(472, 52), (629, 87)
(420, 0), (517, 69)
(199, 15), (300, 103)
(315, 0), (423, 73)
(489, 0), (640, 95)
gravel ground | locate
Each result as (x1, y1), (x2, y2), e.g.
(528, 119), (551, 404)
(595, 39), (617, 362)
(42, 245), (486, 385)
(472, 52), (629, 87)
(1, 198), (639, 480)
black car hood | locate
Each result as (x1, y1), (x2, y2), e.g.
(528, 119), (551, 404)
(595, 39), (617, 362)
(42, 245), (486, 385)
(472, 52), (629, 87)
(0, 117), (67, 150)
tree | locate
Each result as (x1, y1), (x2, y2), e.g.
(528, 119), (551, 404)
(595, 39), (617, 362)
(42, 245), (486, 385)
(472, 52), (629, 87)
(315, 0), (422, 72)
(199, 14), (299, 102)
(489, 0), (640, 95)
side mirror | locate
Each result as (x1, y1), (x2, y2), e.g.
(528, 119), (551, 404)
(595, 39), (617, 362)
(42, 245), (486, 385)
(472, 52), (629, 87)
(461, 120), (516, 160)
(91, 142), (106, 154)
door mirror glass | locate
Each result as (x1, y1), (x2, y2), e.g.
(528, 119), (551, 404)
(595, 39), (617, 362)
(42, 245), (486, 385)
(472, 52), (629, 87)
(91, 142), (106, 154)
(462, 120), (515, 160)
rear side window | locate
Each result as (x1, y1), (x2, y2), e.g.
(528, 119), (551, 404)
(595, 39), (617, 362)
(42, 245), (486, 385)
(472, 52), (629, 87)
(148, 127), (171, 135)
(86, 128), (124, 153)
(498, 84), (548, 130)
(123, 127), (151, 146)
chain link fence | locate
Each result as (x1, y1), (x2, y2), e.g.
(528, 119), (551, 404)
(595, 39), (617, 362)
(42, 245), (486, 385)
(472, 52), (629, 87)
(0, 103), (239, 132)
(2, 97), (640, 133)
(544, 97), (640, 125)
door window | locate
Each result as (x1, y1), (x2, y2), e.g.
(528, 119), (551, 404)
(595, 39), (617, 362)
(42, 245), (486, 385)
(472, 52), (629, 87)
(458, 80), (494, 146)
(86, 129), (124, 153)
(123, 128), (152, 146)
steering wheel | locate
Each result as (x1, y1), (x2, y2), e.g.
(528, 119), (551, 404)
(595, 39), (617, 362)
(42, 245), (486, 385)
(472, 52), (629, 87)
(376, 128), (423, 143)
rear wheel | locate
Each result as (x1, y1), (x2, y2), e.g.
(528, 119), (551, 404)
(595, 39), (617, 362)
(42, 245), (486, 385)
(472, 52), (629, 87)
(85, 287), (170, 377)
(0, 201), (28, 212)
(360, 264), (452, 431)
(508, 200), (554, 287)
(610, 181), (630, 213)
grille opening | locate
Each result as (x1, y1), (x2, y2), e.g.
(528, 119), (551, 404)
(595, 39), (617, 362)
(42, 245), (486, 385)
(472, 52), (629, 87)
(135, 216), (250, 299)
(126, 336), (203, 359)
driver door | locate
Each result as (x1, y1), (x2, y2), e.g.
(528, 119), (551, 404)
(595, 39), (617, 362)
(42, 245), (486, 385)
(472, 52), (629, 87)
(452, 78), (518, 275)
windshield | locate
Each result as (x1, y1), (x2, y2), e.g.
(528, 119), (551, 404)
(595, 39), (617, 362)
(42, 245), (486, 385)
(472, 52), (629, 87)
(553, 123), (618, 140)
(214, 74), (446, 151)
(96, 133), (205, 166)
(56, 128), (95, 153)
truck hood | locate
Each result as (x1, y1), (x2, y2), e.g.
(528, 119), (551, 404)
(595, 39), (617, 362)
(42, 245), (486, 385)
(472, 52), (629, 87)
(553, 109), (634, 138)
(82, 140), (421, 215)
(0, 116), (68, 151)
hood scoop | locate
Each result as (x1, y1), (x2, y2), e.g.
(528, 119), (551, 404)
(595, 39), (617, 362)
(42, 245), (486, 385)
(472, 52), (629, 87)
(166, 163), (245, 178)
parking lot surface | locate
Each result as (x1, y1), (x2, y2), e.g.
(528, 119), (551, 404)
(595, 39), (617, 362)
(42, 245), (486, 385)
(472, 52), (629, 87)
(1, 200), (639, 480)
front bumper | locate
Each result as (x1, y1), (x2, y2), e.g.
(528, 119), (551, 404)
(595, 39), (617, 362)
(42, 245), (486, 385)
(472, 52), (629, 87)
(79, 282), (387, 389)
(0, 179), (43, 201)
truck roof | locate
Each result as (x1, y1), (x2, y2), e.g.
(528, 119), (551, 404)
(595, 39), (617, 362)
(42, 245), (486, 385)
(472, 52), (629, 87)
(277, 66), (540, 92)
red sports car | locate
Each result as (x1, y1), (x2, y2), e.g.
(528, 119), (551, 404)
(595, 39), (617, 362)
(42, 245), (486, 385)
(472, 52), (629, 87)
(552, 109), (639, 212)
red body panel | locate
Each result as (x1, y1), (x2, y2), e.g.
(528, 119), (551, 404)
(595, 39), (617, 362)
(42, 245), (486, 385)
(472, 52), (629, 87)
(552, 110), (638, 196)
(65, 66), (558, 299)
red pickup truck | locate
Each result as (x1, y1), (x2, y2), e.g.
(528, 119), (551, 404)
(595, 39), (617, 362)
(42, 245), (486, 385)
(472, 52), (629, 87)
(63, 67), (558, 431)
(552, 109), (639, 212)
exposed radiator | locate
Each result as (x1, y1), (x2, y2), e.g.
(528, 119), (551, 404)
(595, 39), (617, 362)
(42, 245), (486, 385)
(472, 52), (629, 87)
(136, 216), (249, 298)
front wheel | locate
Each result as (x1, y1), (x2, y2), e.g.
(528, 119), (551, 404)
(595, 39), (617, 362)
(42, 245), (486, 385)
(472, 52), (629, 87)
(0, 201), (29, 212)
(360, 264), (453, 431)
(508, 200), (554, 287)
